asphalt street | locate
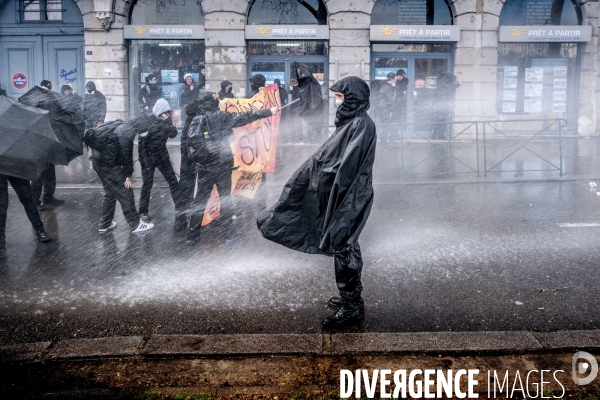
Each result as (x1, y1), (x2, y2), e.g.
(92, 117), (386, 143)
(1, 174), (600, 345)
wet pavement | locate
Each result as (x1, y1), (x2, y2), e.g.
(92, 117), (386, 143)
(2, 138), (600, 345)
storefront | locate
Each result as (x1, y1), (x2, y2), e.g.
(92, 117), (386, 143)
(126, 0), (205, 127)
(496, 0), (588, 133)
(245, 0), (328, 100)
(0, 0), (84, 99)
(369, 0), (458, 134)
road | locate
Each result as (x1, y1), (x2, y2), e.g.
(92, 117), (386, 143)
(1, 176), (600, 345)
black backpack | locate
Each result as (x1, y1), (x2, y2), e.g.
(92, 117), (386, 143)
(83, 120), (123, 167)
(187, 115), (220, 165)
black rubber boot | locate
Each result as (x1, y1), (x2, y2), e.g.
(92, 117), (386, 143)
(186, 228), (201, 246)
(322, 303), (365, 329)
(174, 213), (187, 232)
(34, 226), (51, 243)
(328, 296), (343, 308)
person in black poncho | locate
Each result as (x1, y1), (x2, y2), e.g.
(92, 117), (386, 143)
(257, 76), (377, 329)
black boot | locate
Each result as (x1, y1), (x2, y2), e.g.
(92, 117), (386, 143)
(322, 301), (365, 329)
(186, 228), (200, 246)
(328, 296), (343, 308)
(34, 226), (51, 243)
(174, 213), (187, 232)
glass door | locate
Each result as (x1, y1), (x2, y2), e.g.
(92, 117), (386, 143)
(372, 51), (453, 137)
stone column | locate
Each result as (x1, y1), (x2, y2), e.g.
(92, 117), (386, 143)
(202, 0), (249, 97)
(453, 0), (501, 134)
(580, 2), (599, 136)
(327, 0), (374, 130)
(82, 0), (129, 121)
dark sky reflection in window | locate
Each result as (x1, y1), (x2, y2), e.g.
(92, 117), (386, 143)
(247, 0), (327, 25)
(371, 0), (453, 25)
(131, 0), (205, 25)
(499, 0), (581, 26)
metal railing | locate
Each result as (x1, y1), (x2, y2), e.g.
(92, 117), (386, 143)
(372, 118), (566, 178)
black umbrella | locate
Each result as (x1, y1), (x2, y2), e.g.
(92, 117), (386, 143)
(291, 62), (326, 137)
(18, 86), (85, 163)
(0, 96), (67, 181)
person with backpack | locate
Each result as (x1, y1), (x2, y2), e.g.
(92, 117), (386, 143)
(137, 99), (180, 223)
(183, 92), (279, 246)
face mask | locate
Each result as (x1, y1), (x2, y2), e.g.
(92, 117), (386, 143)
(86, 89), (92, 94)
(335, 99), (343, 107)
(318, 81), (324, 86)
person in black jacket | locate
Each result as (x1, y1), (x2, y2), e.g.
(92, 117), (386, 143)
(432, 73), (461, 140)
(218, 80), (234, 100)
(377, 72), (397, 145)
(273, 78), (287, 106)
(258, 76), (376, 329)
(183, 92), (279, 246)
(83, 81), (107, 129)
(179, 73), (200, 127)
(247, 74), (266, 98)
(137, 99), (180, 222)
(61, 85), (83, 111)
(138, 74), (162, 113)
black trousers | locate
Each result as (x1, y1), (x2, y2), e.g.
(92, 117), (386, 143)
(188, 168), (238, 239)
(92, 161), (139, 230)
(139, 158), (181, 215)
(0, 174), (43, 236)
(333, 242), (364, 308)
(31, 164), (56, 204)
(178, 150), (196, 215)
(432, 103), (451, 139)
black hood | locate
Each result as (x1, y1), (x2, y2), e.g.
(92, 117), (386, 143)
(220, 80), (232, 91)
(330, 76), (370, 128)
(85, 81), (96, 92)
(250, 74), (266, 91)
(197, 91), (220, 113)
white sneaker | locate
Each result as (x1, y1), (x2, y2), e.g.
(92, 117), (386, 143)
(99, 222), (117, 233)
(132, 219), (154, 234)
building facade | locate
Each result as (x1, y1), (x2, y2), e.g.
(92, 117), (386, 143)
(0, 0), (599, 135)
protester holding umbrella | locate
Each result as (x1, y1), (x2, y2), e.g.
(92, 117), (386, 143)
(0, 97), (63, 248)
(258, 76), (376, 329)
(19, 84), (85, 210)
(83, 81), (107, 129)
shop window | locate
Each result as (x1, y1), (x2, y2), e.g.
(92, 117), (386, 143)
(248, 40), (328, 56)
(499, 0), (581, 26)
(496, 43), (577, 124)
(247, 0), (327, 25)
(21, 0), (62, 22)
(130, 0), (205, 25)
(371, 0), (453, 25)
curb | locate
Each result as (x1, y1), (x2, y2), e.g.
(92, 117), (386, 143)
(1, 330), (599, 363)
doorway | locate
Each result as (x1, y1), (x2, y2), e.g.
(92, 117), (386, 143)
(371, 47), (454, 135)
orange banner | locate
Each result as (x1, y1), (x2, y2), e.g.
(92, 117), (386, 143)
(201, 85), (281, 224)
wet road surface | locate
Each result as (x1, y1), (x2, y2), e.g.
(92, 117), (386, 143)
(1, 177), (600, 345)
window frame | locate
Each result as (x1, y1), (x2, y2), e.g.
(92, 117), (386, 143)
(19, 0), (64, 23)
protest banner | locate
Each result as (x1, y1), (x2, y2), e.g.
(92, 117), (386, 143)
(201, 85), (281, 224)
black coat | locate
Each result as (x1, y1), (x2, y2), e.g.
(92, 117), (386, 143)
(185, 92), (272, 172)
(138, 84), (162, 110)
(377, 82), (396, 121)
(136, 115), (178, 169)
(83, 90), (107, 126)
(180, 82), (199, 109)
(257, 76), (376, 255)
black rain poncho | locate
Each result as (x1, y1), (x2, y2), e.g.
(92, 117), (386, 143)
(257, 76), (376, 256)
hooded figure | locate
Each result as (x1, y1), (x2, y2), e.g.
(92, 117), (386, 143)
(60, 84), (83, 111)
(291, 62), (325, 142)
(136, 98), (180, 222)
(83, 81), (107, 129)
(181, 91), (278, 246)
(257, 76), (376, 329)
(218, 80), (234, 100)
(248, 74), (266, 98)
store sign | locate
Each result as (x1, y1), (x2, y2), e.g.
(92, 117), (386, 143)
(245, 25), (329, 40)
(499, 26), (592, 42)
(370, 25), (460, 42)
(123, 25), (205, 39)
